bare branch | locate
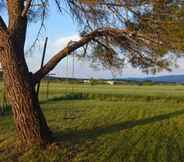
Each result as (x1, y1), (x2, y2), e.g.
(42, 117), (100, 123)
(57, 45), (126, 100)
(26, 1), (46, 53)
(22, 0), (32, 17)
(33, 28), (131, 83)
(54, 0), (63, 13)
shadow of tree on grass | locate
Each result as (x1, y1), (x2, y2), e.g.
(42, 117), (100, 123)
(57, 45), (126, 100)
(40, 93), (88, 104)
(54, 109), (184, 142)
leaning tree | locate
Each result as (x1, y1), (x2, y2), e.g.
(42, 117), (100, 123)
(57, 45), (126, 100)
(0, 0), (184, 147)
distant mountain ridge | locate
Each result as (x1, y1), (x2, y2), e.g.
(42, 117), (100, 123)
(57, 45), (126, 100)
(122, 74), (184, 83)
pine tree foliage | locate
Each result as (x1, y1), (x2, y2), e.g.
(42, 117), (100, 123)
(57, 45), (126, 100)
(0, 0), (184, 73)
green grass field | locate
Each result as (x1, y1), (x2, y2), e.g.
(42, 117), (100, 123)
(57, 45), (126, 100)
(1, 82), (184, 162)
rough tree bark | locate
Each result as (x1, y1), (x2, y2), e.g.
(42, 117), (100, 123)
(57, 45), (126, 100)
(0, 0), (53, 147)
(0, 37), (52, 146)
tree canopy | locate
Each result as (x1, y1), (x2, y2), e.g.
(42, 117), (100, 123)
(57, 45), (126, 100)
(0, 0), (184, 77)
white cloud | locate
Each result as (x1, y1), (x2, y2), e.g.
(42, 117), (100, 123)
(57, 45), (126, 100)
(26, 33), (83, 74)
(26, 33), (184, 79)
(50, 34), (81, 54)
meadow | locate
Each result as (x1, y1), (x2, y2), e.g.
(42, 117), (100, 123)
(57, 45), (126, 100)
(1, 81), (184, 162)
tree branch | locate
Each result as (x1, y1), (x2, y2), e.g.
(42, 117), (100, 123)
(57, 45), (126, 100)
(0, 16), (8, 49)
(22, 0), (32, 17)
(6, 0), (28, 48)
(7, 0), (24, 29)
(33, 28), (131, 83)
(7, 0), (26, 31)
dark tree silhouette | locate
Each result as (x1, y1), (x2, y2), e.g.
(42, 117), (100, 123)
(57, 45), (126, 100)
(0, 0), (184, 147)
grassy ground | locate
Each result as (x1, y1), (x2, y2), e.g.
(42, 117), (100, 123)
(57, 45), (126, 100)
(1, 82), (184, 161)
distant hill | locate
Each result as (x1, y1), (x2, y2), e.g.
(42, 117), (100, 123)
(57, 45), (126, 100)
(121, 75), (184, 83)
(147, 75), (184, 83)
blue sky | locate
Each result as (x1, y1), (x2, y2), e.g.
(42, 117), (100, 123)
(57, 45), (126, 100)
(23, 3), (184, 79)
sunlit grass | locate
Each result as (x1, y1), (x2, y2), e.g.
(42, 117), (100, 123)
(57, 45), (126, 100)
(1, 81), (184, 162)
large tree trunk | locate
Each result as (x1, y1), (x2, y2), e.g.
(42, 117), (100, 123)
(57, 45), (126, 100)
(0, 39), (52, 147)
